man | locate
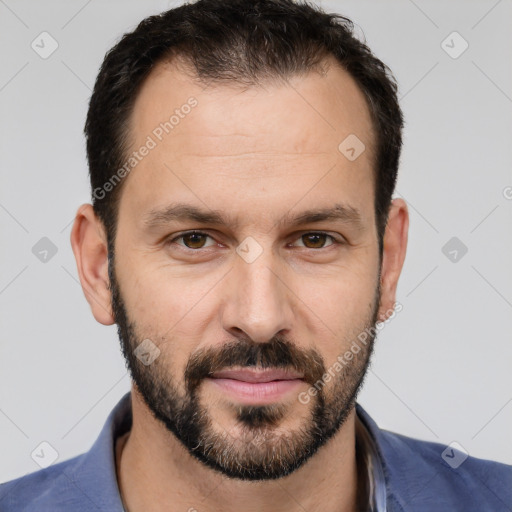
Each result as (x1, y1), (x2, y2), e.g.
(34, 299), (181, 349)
(1, 0), (510, 511)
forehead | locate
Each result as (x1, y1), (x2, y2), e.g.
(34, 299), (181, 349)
(130, 55), (374, 153)
(119, 55), (376, 228)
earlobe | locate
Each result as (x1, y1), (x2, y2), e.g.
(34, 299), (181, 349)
(70, 204), (115, 326)
(377, 198), (409, 323)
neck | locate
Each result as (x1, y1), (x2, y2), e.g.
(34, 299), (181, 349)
(116, 389), (361, 512)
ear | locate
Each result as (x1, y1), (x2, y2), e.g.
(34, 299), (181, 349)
(377, 198), (409, 322)
(70, 204), (115, 326)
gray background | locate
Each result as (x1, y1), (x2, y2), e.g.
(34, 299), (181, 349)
(1, 0), (511, 484)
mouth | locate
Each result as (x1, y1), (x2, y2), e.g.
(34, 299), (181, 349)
(206, 367), (305, 404)
(210, 367), (304, 382)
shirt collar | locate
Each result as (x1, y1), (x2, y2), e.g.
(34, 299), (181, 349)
(69, 392), (394, 511)
(356, 405), (388, 512)
(64, 391), (132, 511)
(355, 402), (408, 512)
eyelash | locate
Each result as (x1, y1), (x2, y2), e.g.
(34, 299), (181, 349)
(166, 230), (344, 252)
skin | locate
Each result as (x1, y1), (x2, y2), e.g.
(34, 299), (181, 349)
(70, 55), (408, 512)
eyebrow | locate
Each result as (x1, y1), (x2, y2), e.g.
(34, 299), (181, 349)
(142, 202), (365, 231)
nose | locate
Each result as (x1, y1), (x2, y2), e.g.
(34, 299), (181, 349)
(221, 248), (295, 344)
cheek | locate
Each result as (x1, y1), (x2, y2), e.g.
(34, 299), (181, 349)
(301, 251), (377, 313)
(117, 271), (209, 379)
(295, 269), (378, 360)
(119, 260), (217, 343)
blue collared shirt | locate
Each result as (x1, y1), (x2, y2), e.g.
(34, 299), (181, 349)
(1, 391), (511, 511)
(356, 410), (387, 511)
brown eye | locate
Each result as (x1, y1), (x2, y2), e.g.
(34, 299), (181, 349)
(169, 231), (215, 250)
(294, 232), (338, 249)
(182, 233), (207, 248)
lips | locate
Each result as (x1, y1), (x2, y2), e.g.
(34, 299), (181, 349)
(207, 368), (305, 404)
(210, 368), (304, 383)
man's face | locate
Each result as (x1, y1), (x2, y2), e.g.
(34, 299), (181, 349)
(110, 57), (382, 480)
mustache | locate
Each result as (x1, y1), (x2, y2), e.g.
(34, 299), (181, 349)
(184, 335), (326, 393)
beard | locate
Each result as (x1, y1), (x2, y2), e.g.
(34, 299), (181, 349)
(108, 248), (381, 481)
